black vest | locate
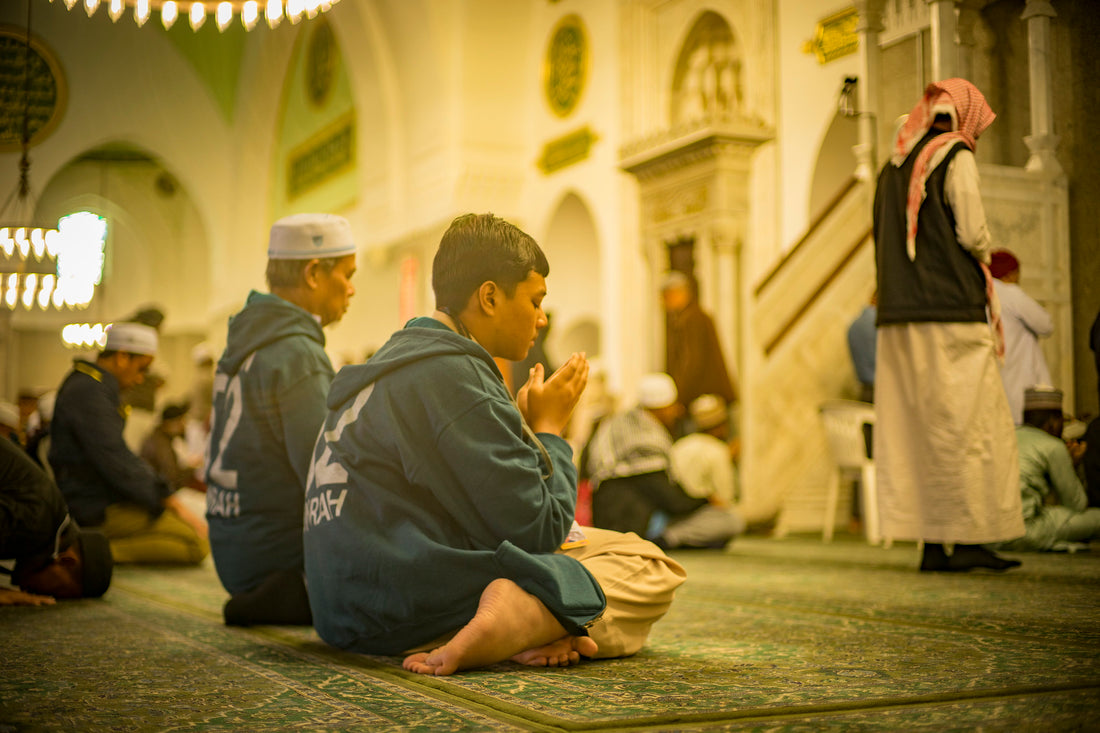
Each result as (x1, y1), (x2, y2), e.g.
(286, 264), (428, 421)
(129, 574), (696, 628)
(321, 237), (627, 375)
(874, 132), (987, 325)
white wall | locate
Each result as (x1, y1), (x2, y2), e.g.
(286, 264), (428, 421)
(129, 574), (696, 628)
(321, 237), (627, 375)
(774, 0), (862, 253)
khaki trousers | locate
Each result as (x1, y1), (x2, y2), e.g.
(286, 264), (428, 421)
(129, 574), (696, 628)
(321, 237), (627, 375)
(406, 528), (687, 659)
(559, 527), (686, 658)
(94, 503), (209, 565)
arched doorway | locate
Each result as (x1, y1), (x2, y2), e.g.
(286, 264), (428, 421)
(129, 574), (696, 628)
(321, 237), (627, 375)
(9, 142), (211, 408)
(541, 192), (602, 363)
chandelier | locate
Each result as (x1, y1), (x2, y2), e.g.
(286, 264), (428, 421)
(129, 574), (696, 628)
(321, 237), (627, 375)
(49, 0), (341, 32)
(1, 0), (106, 311)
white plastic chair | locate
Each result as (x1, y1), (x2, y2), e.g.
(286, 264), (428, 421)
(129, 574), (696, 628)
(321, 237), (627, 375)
(819, 399), (888, 546)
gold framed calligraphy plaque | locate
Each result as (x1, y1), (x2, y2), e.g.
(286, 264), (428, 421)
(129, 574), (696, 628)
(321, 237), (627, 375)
(543, 14), (588, 118)
(0, 25), (66, 152)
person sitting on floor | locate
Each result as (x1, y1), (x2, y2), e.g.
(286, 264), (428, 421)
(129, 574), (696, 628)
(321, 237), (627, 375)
(669, 394), (746, 535)
(993, 386), (1100, 552)
(141, 402), (202, 493)
(303, 212), (686, 676)
(205, 213), (358, 627)
(49, 322), (208, 566)
(586, 373), (742, 550)
(1, 435), (113, 606)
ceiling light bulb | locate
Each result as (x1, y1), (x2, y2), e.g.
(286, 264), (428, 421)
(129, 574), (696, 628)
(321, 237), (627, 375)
(162, 1), (178, 29)
(216, 2), (232, 31)
(241, 1), (258, 29)
(108, 0), (123, 22)
(84, 0), (100, 17)
(15, 228), (28, 258)
(22, 274), (36, 309)
(266, 0), (283, 28)
(134, 0), (150, 26)
(44, 229), (60, 257)
(189, 2), (206, 31)
(30, 228), (45, 258)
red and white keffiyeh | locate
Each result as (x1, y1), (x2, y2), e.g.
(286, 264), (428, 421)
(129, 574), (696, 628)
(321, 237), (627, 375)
(892, 78), (995, 260)
(892, 78), (1003, 357)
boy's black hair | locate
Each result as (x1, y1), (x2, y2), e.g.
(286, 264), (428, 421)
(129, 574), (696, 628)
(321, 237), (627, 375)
(432, 213), (549, 312)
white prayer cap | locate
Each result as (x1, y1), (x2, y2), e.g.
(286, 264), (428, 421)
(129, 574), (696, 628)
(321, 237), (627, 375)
(638, 373), (678, 409)
(689, 394), (728, 430)
(660, 270), (691, 292)
(267, 213), (357, 260)
(104, 322), (158, 356)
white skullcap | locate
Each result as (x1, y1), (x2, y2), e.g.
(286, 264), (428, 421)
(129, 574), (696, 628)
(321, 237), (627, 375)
(0, 401), (18, 429)
(104, 322), (158, 356)
(638, 373), (678, 409)
(689, 394), (728, 430)
(267, 213), (357, 260)
(660, 270), (691, 291)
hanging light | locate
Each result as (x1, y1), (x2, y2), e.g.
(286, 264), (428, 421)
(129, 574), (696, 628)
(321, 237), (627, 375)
(51, 0), (342, 32)
(0, 2), (68, 313)
(161, 0), (178, 29)
(133, 0), (151, 27)
(215, 1), (233, 31)
(188, 1), (206, 30)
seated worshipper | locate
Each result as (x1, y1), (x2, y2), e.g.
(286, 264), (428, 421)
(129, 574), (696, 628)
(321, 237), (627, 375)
(1, 435), (113, 606)
(993, 387), (1100, 552)
(303, 213), (686, 676)
(670, 394), (746, 515)
(49, 322), (208, 565)
(206, 213), (358, 627)
(990, 249), (1054, 425)
(846, 291), (878, 403)
(141, 402), (202, 493)
(587, 373), (742, 550)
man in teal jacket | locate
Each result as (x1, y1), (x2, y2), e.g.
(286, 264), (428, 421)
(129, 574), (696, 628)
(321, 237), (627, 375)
(205, 213), (357, 625)
(304, 213), (686, 675)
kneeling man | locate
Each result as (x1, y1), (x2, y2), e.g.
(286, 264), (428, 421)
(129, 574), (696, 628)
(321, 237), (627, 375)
(304, 213), (686, 675)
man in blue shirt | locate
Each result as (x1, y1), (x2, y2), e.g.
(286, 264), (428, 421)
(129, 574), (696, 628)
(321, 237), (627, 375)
(846, 292), (877, 403)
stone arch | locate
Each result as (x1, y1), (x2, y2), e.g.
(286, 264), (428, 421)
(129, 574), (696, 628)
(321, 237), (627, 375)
(670, 11), (743, 127)
(540, 191), (602, 361)
(807, 111), (859, 221)
(35, 141), (210, 328)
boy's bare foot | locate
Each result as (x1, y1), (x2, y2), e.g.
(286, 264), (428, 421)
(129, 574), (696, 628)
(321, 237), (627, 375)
(511, 634), (598, 667)
(402, 578), (592, 676)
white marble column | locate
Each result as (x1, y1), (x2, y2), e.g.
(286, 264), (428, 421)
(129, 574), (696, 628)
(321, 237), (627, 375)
(1022, 0), (1062, 175)
(927, 0), (959, 81)
(852, 0), (884, 184)
(956, 2), (982, 81)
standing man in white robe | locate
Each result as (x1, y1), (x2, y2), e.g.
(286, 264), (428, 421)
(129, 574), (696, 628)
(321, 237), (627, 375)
(988, 249), (1054, 424)
(873, 78), (1024, 572)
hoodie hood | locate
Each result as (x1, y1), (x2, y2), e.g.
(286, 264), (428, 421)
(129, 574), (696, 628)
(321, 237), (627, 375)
(327, 317), (499, 410)
(219, 291), (325, 376)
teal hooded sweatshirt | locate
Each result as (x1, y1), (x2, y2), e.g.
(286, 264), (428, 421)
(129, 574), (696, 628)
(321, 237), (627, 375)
(205, 290), (334, 595)
(303, 317), (606, 655)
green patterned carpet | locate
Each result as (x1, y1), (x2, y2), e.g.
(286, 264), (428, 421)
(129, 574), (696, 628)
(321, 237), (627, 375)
(3, 536), (1098, 731)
